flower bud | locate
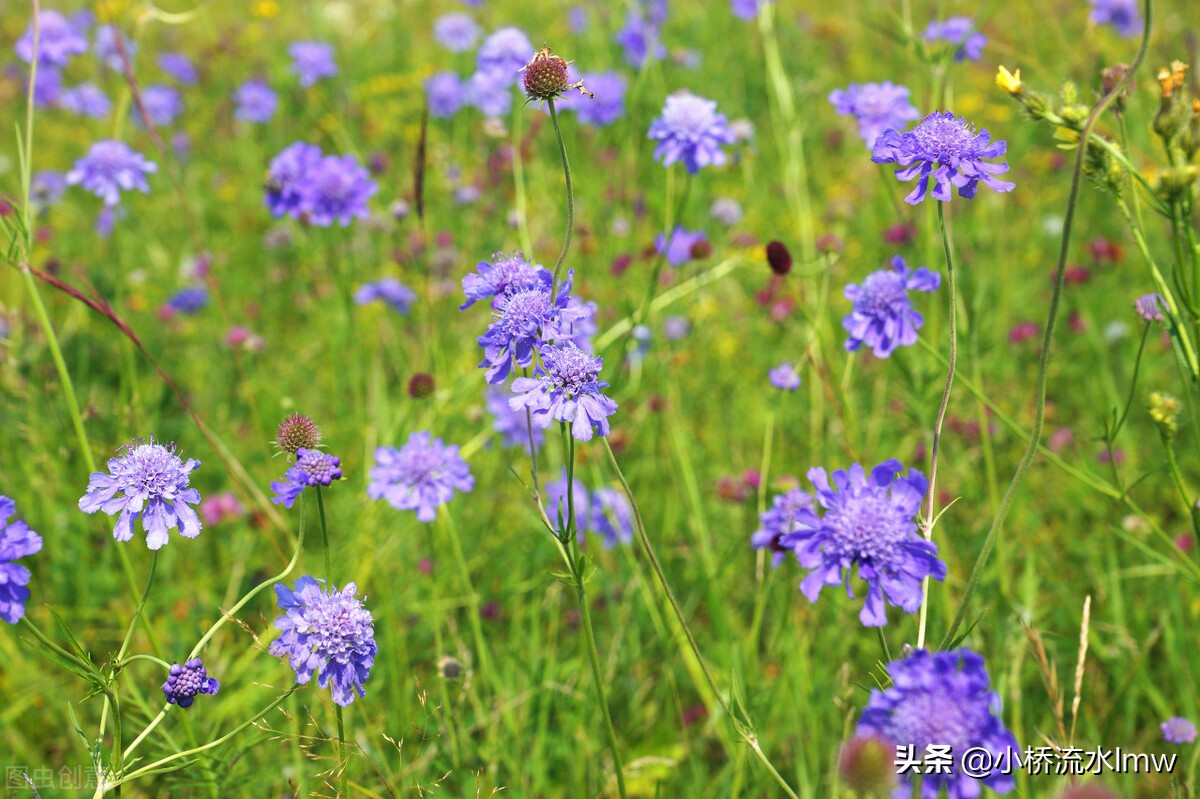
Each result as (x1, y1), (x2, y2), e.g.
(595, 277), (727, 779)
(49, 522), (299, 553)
(521, 47), (591, 103)
(1148, 391), (1181, 438)
(837, 735), (897, 796)
(276, 413), (321, 454)
(765, 240), (793, 276)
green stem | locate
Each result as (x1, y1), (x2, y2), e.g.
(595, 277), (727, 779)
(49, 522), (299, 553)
(116, 551), (158, 663)
(441, 510), (494, 683)
(547, 99), (574, 298)
(335, 706), (348, 799)
(316, 486), (333, 583)
(940, 0), (1153, 649)
(916, 202), (958, 650)
(575, 559), (628, 798)
(628, 174), (692, 342)
(118, 654), (171, 670)
(314, 487), (347, 797)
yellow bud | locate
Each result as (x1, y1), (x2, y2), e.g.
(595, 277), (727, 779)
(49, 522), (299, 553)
(996, 65), (1022, 94)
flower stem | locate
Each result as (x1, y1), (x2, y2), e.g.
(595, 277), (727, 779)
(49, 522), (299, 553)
(547, 98), (574, 298)
(314, 487), (348, 797)
(441, 510), (494, 683)
(316, 486), (333, 585)
(940, 0), (1153, 649)
(916, 202), (958, 650)
(116, 551), (158, 663)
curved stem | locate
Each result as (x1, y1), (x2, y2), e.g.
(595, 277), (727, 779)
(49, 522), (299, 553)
(116, 552), (158, 663)
(548, 99), (574, 297)
(940, 0), (1154, 649)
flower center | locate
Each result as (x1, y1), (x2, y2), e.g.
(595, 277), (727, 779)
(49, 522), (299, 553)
(496, 288), (553, 336)
(888, 691), (974, 752)
(824, 486), (912, 566)
(546, 347), (599, 395)
(857, 272), (908, 315)
(666, 96), (716, 138)
(304, 592), (373, 664)
(912, 114), (976, 164)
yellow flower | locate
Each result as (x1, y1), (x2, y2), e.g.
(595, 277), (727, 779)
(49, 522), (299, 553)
(995, 65), (1022, 94)
(252, 0), (279, 19)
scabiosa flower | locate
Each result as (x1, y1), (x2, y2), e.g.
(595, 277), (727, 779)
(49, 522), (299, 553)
(710, 197), (743, 226)
(270, 576), (377, 706)
(95, 25), (136, 71)
(561, 298), (598, 351)
(271, 448), (343, 509)
(0, 497), (42, 624)
(510, 343), (619, 441)
(769, 362), (801, 391)
(476, 273), (585, 384)
(829, 82), (920, 148)
(460, 252), (548, 309)
(656, 226), (709, 266)
(1134, 293), (1165, 321)
(856, 649), (1019, 797)
(31, 170), (67, 209)
(426, 72), (467, 118)
(136, 84), (183, 127)
(367, 432), (474, 523)
(1162, 717), (1197, 744)
(730, 0), (771, 20)
(783, 460), (945, 626)
(162, 658), (220, 708)
(1089, 0), (1142, 37)
(648, 92), (737, 174)
(590, 488), (634, 548)
(276, 414), (321, 455)
(57, 83), (111, 118)
(298, 155), (377, 227)
(843, 256), (940, 358)
(78, 438), (203, 550)
(663, 315), (692, 341)
(573, 72), (626, 126)
(924, 17), (986, 61)
(355, 278), (417, 314)
(264, 141), (322, 218)
(545, 470), (591, 536)
(752, 489), (813, 567)
(165, 286), (209, 315)
(16, 11), (88, 66)
(466, 69), (514, 116)
(615, 8), (666, 69)
(766, 240), (793, 275)
(486, 384), (544, 452)
(66, 141), (158, 207)
(289, 41), (337, 87)
(872, 112), (1015, 204)
(475, 27), (533, 87)
(434, 13), (481, 52)
(157, 53), (198, 85)
(30, 67), (62, 108)
(233, 80), (278, 123)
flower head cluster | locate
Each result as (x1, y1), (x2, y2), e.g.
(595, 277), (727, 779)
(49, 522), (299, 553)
(1134, 293), (1165, 322)
(521, 48), (590, 103)
(78, 438), (203, 550)
(615, 0), (667, 68)
(751, 488), (813, 567)
(139, 85), (183, 127)
(466, 26), (533, 115)
(276, 413), (321, 455)
(271, 577), (376, 706)
(648, 92), (737, 174)
(545, 473), (634, 547)
(1162, 717), (1197, 744)
(157, 53), (198, 86)
(355, 278), (417, 315)
(66, 141), (158, 207)
(857, 649), (1020, 798)
(58, 84), (111, 118)
(843, 256), (940, 358)
(164, 286), (208, 316)
(829, 82), (920, 147)
(476, 272), (587, 384)
(426, 72), (466, 118)
(461, 252), (547, 309)
(656, 226), (710, 266)
(0, 497), (42, 624)
(923, 17), (987, 61)
(162, 658), (220, 708)
(271, 448), (343, 509)
(289, 41), (337, 87)
(16, 11), (88, 66)
(1089, 0), (1142, 37)
(234, 80), (278, 123)
(873, 112), (1015, 205)
(368, 432), (474, 523)
(769, 363), (802, 392)
(782, 460), (945, 626)
(510, 343), (619, 441)
(264, 142), (377, 227)
(433, 13), (481, 52)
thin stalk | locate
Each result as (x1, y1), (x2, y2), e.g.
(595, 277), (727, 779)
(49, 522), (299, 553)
(316, 487), (334, 584)
(629, 173), (692, 337)
(315, 487), (347, 798)
(441, 510), (494, 682)
(941, 0), (1153, 648)
(116, 552), (158, 663)
(547, 99), (574, 297)
(574, 558), (628, 798)
(916, 202), (958, 650)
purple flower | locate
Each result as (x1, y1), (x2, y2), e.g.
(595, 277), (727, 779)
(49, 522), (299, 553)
(475, 27), (532, 84)
(434, 13), (481, 52)
(510, 343), (619, 441)
(95, 206), (118, 238)
(663, 315), (692, 340)
(1134, 293), (1165, 321)
(843, 256), (940, 358)
(572, 72), (627, 126)
(138, 85), (183, 127)
(923, 17), (987, 61)
(0, 497), (43, 624)
(58, 83), (111, 118)
(157, 53), (198, 85)
(78, 438), (202, 550)
(769, 362), (801, 391)
(857, 649), (1019, 798)
(487, 384), (544, 452)
(31, 170), (67, 208)
(367, 432), (474, 523)
(752, 489), (813, 567)
(590, 488), (634, 548)
(264, 141), (322, 218)
(30, 67), (62, 108)
(648, 92), (737, 174)
(615, 7), (666, 69)
(1089, 0), (1142, 37)
(271, 447), (343, 509)
(477, 273), (585, 384)
(289, 41), (337, 88)
(234, 80), (277, 123)
(460, 252), (548, 310)
(783, 460), (945, 626)
(466, 69), (514, 116)
(655, 226), (708, 266)
(545, 470), (591, 537)
(426, 72), (467, 118)
(730, 0), (770, 20)
(1162, 717), (1197, 744)
(828, 82), (921, 148)
(561, 298), (598, 351)
(66, 141), (158, 207)
(162, 658), (220, 708)
(569, 6), (590, 33)
(710, 197), (743, 226)
(16, 11), (88, 66)
(166, 286), (208, 315)
(355, 278), (417, 314)
(270, 576), (376, 706)
(299, 154), (377, 227)
(95, 25), (135, 71)
(872, 111), (1015, 205)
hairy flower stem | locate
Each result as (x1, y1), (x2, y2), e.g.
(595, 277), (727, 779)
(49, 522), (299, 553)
(916, 202), (958, 650)
(548, 99), (574, 298)
(941, 0), (1153, 649)
(315, 487), (348, 797)
(601, 437), (800, 799)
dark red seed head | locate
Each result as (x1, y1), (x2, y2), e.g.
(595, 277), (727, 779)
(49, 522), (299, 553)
(765, 240), (793, 276)
(408, 373), (436, 399)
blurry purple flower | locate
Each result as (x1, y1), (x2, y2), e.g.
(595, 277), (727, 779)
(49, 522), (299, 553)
(271, 447), (343, 509)
(166, 286), (208, 315)
(0, 497), (42, 624)
(475, 27), (532, 86)
(769, 362), (801, 391)
(31, 170), (67, 208)
(829, 82), (920, 148)
(66, 140), (157, 206)
(730, 0), (771, 20)
(663, 315), (692, 340)
(655, 226), (708, 266)
(16, 11), (88, 66)
(569, 6), (590, 33)
(1089, 0), (1142, 37)
(843, 255), (940, 358)
(30, 67), (62, 108)
(562, 298), (598, 351)
(710, 197), (742, 226)
(162, 658), (219, 708)
(466, 69), (514, 116)
(872, 112), (1014, 204)
(752, 488), (813, 566)
(572, 72), (627, 126)
(1162, 717), (1197, 744)
(355, 277), (417, 314)
(234, 80), (277, 123)
(487, 384), (543, 452)
(545, 470), (591, 538)
(590, 488), (634, 547)
(157, 53), (198, 85)
(477, 273), (586, 383)
(454, 184), (481, 205)
(434, 13), (481, 52)
(367, 432), (474, 522)
(300, 154), (378, 227)
(138, 84), (183, 127)
(924, 17), (987, 61)
(289, 41), (337, 88)
(1134, 293), (1165, 322)
(510, 343), (618, 441)
(426, 72), (467, 118)
(95, 25), (135, 71)
(461, 252), (548, 309)
(648, 92), (736, 174)
(95, 207), (117, 237)
(58, 83), (111, 118)
(265, 141), (322, 218)
(615, 7), (666, 68)
(1008, 321), (1038, 344)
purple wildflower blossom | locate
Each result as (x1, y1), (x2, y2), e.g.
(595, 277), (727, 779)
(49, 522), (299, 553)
(663, 315), (692, 340)
(477, 273), (585, 384)
(769, 362), (801, 391)
(615, 7), (666, 69)
(234, 80), (278, 123)
(95, 26), (135, 71)
(434, 13), (481, 52)
(271, 576), (376, 706)
(157, 53), (198, 85)
(58, 83), (111, 118)
(466, 69), (514, 116)
(510, 343), (619, 441)
(31, 170), (67, 208)
(460, 252), (548, 309)
(655, 226), (708, 266)
(475, 26), (532, 87)
(66, 140), (158, 207)
(872, 112), (1015, 204)
(289, 41), (337, 88)
(264, 141), (322, 218)
(731, 0), (771, 20)
(426, 72), (467, 118)
(487, 384), (544, 452)
(590, 488), (634, 547)
(355, 278), (417, 314)
(752, 489), (814, 567)
(1162, 717), (1197, 744)
(30, 67), (62, 108)
(162, 658), (220, 708)
(857, 649), (1020, 798)
(78, 438), (202, 550)
(166, 286), (208, 315)
(648, 92), (737, 174)
(271, 448), (343, 509)
(572, 72), (627, 126)
(0, 497), (42, 624)
(16, 11), (89, 66)
(1134, 293), (1165, 321)
(299, 154), (377, 227)
(138, 85), (183, 127)
(1089, 0), (1142, 37)
(367, 432), (474, 523)
(829, 82), (921, 148)
(782, 460), (945, 626)
(545, 470), (591, 538)
(843, 256), (940, 358)
(923, 17), (987, 61)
